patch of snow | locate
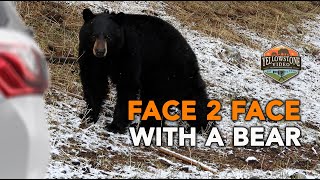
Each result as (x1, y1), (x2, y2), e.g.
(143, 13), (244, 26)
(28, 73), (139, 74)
(217, 168), (318, 179)
(245, 156), (258, 163)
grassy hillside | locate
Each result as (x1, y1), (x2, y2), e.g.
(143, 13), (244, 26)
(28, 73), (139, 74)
(15, 1), (320, 99)
(15, 2), (320, 178)
(17, 1), (320, 56)
(166, 1), (320, 49)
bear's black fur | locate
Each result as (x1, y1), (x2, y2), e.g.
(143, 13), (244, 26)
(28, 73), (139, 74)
(78, 8), (212, 133)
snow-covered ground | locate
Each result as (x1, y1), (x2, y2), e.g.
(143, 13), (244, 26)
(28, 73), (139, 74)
(45, 1), (320, 179)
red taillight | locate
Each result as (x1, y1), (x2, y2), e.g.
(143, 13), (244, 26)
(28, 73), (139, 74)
(0, 51), (48, 98)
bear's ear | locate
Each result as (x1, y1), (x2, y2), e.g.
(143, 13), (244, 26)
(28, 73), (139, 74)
(82, 8), (95, 22)
(112, 12), (125, 25)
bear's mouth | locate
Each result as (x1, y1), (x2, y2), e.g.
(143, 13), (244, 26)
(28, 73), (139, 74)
(93, 38), (107, 58)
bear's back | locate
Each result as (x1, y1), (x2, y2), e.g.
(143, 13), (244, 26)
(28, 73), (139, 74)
(122, 14), (187, 43)
(122, 14), (194, 60)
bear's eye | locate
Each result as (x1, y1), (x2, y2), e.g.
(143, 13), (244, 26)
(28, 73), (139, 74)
(91, 35), (97, 41)
(105, 35), (111, 41)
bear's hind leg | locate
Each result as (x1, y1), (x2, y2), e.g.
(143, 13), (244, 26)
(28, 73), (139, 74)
(107, 76), (140, 134)
(182, 76), (213, 133)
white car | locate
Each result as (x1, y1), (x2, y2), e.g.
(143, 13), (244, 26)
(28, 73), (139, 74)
(0, 1), (50, 178)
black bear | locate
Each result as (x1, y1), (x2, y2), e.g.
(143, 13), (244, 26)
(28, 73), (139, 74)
(78, 8), (212, 133)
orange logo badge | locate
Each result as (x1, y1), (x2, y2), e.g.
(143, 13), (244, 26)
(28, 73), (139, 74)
(261, 45), (301, 83)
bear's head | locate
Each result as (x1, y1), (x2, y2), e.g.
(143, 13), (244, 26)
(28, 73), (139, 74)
(81, 8), (125, 58)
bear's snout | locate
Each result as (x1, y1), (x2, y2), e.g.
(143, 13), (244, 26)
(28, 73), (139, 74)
(94, 48), (106, 57)
(93, 38), (107, 58)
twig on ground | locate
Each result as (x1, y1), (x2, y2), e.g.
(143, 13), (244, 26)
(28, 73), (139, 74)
(50, 84), (83, 100)
(155, 146), (217, 174)
(46, 55), (78, 64)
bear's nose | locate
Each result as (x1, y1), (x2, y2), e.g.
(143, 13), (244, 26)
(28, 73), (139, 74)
(94, 48), (106, 57)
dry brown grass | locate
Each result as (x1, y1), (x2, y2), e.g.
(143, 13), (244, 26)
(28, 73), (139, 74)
(16, 1), (83, 56)
(16, 1), (86, 101)
(166, 1), (320, 49)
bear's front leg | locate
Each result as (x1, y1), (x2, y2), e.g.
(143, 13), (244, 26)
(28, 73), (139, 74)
(85, 84), (108, 124)
(79, 57), (109, 123)
(107, 75), (139, 134)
